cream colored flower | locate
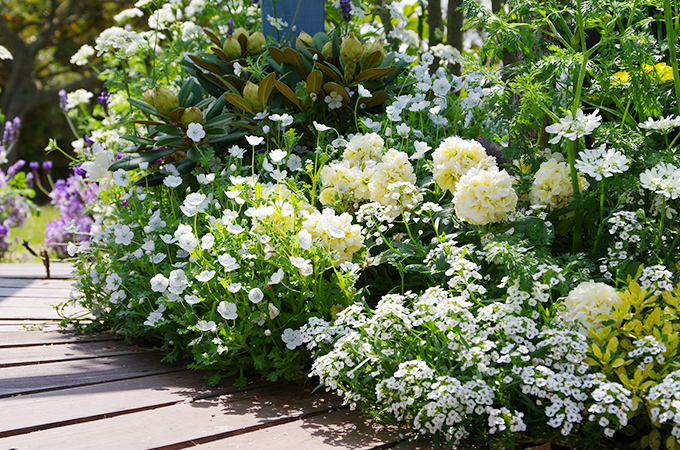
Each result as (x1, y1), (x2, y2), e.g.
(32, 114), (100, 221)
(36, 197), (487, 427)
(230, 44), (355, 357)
(432, 136), (495, 194)
(342, 133), (384, 167)
(453, 166), (517, 225)
(368, 149), (421, 216)
(529, 158), (589, 210)
(561, 281), (620, 332)
(319, 161), (371, 204)
(302, 208), (363, 263)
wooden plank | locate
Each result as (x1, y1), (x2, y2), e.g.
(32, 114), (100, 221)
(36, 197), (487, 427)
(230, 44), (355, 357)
(0, 352), (184, 398)
(0, 321), (68, 333)
(0, 306), (88, 321)
(0, 296), (75, 307)
(0, 330), (120, 347)
(0, 287), (73, 297)
(0, 385), (341, 450)
(0, 340), (138, 366)
(0, 263), (73, 279)
(0, 371), (260, 438)
(193, 407), (410, 450)
(0, 278), (74, 289)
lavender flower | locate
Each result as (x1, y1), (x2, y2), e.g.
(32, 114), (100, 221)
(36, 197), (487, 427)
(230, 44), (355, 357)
(2, 117), (21, 145)
(29, 161), (40, 171)
(43, 161), (53, 172)
(340, 0), (352, 22)
(59, 89), (69, 111)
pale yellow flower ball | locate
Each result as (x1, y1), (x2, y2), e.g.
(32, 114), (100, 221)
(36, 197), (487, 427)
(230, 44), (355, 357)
(342, 133), (385, 167)
(432, 136), (496, 194)
(453, 166), (518, 225)
(561, 281), (621, 332)
(368, 149), (420, 214)
(319, 161), (370, 204)
(529, 158), (589, 210)
(303, 208), (364, 263)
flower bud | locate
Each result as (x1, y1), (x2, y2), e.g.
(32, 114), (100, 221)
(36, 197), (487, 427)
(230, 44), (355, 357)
(321, 41), (333, 60)
(222, 36), (242, 60)
(340, 32), (362, 63)
(243, 81), (264, 112)
(296, 31), (314, 51)
(232, 27), (250, 44)
(361, 40), (386, 69)
(247, 30), (266, 55)
(180, 107), (203, 127)
(153, 86), (179, 116)
(143, 88), (155, 106)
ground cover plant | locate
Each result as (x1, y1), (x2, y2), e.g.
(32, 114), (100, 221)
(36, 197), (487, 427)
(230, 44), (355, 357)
(39, 0), (680, 448)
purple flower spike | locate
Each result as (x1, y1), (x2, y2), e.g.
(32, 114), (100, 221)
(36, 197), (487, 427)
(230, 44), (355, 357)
(73, 164), (87, 177)
(43, 160), (53, 171)
(30, 161), (40, 171)
(84, 135), (94, 146)
(98, 91), (112, 105)
(25, 172), (34, 188)
(59, 89), (69, 112)
(340, 0), (352, 21)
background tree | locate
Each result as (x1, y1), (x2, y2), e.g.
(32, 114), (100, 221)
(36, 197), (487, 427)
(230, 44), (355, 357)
(0, 0), (134, 171)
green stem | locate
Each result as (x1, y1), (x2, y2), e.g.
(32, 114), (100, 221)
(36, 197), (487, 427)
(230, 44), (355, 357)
(657, 196), (666, 250)
(664, 0), (680, 116)
(591, 179), (606, 257)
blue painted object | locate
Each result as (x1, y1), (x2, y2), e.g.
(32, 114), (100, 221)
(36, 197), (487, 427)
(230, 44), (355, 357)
(262, 0), (325, 44)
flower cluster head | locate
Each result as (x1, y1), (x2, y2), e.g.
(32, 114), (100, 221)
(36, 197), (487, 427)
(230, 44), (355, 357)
(575, 144), (629, 181)
(342, 133), (385, 167)
(640, 162), (680, 199)
(530, 156), (589, 211)
(95, 26), (145, 58)
(545, 108), (602, 144)
(302, 208), (363, 263)
(432, 136), (495, 195)
(560, 281), (621, 333)
(638, 115), (680, 135)
(453, 166), (517, 226)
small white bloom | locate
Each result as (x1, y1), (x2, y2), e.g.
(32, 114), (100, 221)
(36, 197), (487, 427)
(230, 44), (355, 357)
(298, 229), (313, 250)
(357, 84), (372, 98)
(217, 301), (238, 320)
(113, 169), (130, 187)
(270, 149), (287, 164)
(218, 254), (240, 271)
(70, 44), (95, 66)
(184, 294), (201, 304)
(246, 135), (264, 146)
(227, 282), (242, 293)
(195, 270), (216, 282)
(196, 320), (216, 332)
(270, 268), (284, 284)
(187, 123), (206, 142)
(150, 273), (169, 292)
(163, 175), (183, 188)
(248, 287), (264, 303)
(201, 233), (215, 249)
(313, 121), (331, 132)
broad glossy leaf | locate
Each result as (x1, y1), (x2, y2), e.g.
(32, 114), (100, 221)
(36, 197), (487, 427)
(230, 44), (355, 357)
(223, 93), (254, 114)
(120, 135), (156, 146)
(273, 81), (301, 108)
(259, 73), (276, 107)
(306, 70), (323, 94)
(109, 147), (178, 171)
(128, 98), (163, 118)
(355, 66), (397, 83)
(204, 95), (228, 121)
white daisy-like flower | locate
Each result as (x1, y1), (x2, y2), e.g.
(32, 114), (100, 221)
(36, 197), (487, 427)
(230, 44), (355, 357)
(163, 175), (183, 188)
(195, 270), (216, 282)
(187, 123), (205, 142)
(248, 287), (264, 303)
(545, 108), (602, 144)
(640, 162), (680, 199)
(246, 135), (264, 146)
(217, 301), (238, 320)
(325, 91), (343, 109)
(270, 149), (287, 164)
(639, 115), (680, 135)
(196, 320), (216, 332)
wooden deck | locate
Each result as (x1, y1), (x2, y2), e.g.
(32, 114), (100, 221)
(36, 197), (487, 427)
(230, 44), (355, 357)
(0, 264), (429, 449)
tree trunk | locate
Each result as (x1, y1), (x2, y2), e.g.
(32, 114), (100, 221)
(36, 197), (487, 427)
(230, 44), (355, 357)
(447, 0), (464, 75)
(427, 0), (443, 46)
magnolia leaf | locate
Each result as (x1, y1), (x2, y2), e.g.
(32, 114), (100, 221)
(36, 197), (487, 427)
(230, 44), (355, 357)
(167, 108), (185, 123)
(361, 51), (383, 71)
(129, 120), (165, 126)
(109, 147), (178, 171)
(259, 73), (276, 107)
(188, 55), (226, 76)
(128, 98), (163, 118)
(282, 47), (309, 78)
(223, 93), (254, 114)
(268, 46), (285, 64)
(211, 46), (231, 63)
(306, 70), (323, 94)
(273, 81), (300, 108)
(359, 90), (389, 109)
(317, 64), (342, 82)
(204, 95), (228, 121)
(355, 66), (397, 83)
(155, 135), (183, 147)
(203, 28), (222, 48)
(120, 135), (156, 146)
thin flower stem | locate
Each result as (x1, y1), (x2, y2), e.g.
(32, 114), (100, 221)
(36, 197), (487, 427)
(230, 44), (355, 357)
(591, 179), (606, 257)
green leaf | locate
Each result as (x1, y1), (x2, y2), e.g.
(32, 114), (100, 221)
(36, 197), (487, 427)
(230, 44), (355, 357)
(120, 135), (156, 146)
(155, 135), (183, 147)
(108, 147), (178, 171)
(128, 98), (163, 117)
(204, 95), (228, 121)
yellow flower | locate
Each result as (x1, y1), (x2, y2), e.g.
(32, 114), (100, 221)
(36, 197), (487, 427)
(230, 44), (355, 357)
(368, 149), (421, 216)
(432, 136), (495, 194)
(453, 166), (517, 225)
(611, 71), (630, 86)
(303, 209), (364, 263)
(654, 62), (674, 83)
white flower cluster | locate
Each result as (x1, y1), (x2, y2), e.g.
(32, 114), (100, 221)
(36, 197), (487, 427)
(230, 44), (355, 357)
(559, 281), (621, 333)
(575, 144), (629, 181)
(647, 370), (680, 439)
(587, 379), (633, 437)
(629, 335), (667, 370)
(639, 115), (680, 134)
(302, 208), (363, 264)
(638, 264), (674, 296)
(600, 210), (644, 279)
(545, 108), (602, 144)
(640, 162), (680, 199)
(530, 156), (589, 211)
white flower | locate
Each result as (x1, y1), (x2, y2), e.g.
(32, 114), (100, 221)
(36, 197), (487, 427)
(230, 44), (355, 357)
(357, 84), (372, 98)
(325, 91), (343, 109)
(196, 320), (216, 332)
(298, 229), (313, 250)
(270, 149), (287, 164)
(640, 163), (680, 199)
(639, 115), (680, 134)
(268, 303), (280, 319)
(575, 144), (629, 181)
(227, 223), (244, 234)
(114, 7), (144, 23)
(270, 268), (284, 284)
(196, 270), (216, 282)
(0, 45), (13, 60)
(217, 301), (238, 320)
(174, 224), (199, 252)
(290, 256), (313, 276)
(227, 282), (242, 293)
(112, 169), (130, 187)
(561, 281), (620, 332)
(67, 242), (79, 256)
(184, 294), (201, 304)
(229, 145), (246, 159)
(114, 225), (134, 245)
(545, 109), (602, 144)
(281, 328), (303, 349)
(180, 192), (209, 217)
(432, 77), (451, 97)
(287, 154), (302, 172)
(246, 135), (264, 146)
(249, 287), (264, 303)
(150, 273), (169, 292)
(70, 44), (95, 66)
(270, 113), (293, 128)
(196, 173), (215, 185)
(187, 123), (205, 142)
(410, 140), (431, 160)
(396, 123), (410, 136)
(66, 89), (94, 110)
(218, 254), (240, 271)
(454, 166), (518, 225)
(313, 121), (331, 132)
(163, 175), (183, 188)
